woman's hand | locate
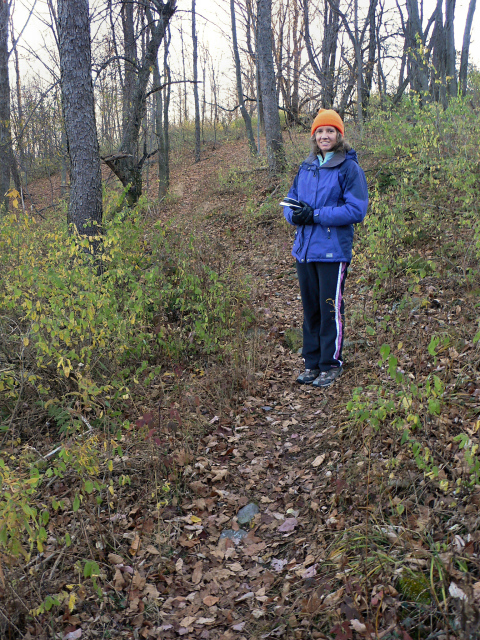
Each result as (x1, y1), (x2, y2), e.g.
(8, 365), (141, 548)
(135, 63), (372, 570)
(292, 202), (314, 225)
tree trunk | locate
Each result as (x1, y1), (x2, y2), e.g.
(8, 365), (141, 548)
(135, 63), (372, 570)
(0, 0), (12, 211)
(163, 25), (171, 190)
(445, 0), (457, 97)
(231, 0), (257, 155)
(459, 0), (477, 96)
(431, 0), (447, 104)
(57, 0), (102, 243)
(362, 0), (378, 117)
(321, 0), (340, 108)
(405, 0), (429, 96)
(104, 0), (176, 207)
(121, 0), (136, 133)
(354, 0), (363, 125)
(192, 0), (201, 162)
(257, 0), (285, 174)
(153, 62), (166, 199)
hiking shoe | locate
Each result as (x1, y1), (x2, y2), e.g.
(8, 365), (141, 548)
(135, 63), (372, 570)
(296, 368), (320, 384)
(312, 366), (343, 388)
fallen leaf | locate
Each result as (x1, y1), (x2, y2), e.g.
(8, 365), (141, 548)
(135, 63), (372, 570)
(232, 622), (246, 631)
(251, 609), (265, 619)
(302, 564), (317, 579)
(212, 468), (228, 482)
(180, 616), (197, 628)
(108, 553), (124, 565)
(192, 560), (203, 584)
(145, 545), (160, 555)
(271, 558), (288, 572)
(350, 620), (366, 633)
(143, 584), (160, 600)
(129, 534), (140, 556)
(189, 515), (202, 524)
(63, 631), (82, 640)
(278, 518), (298, 532)
(176, 558), (184, 573)
(203, 595), (219, 606)
(196, 617), (215, 625)
(473, 582), (480, 602)
(449, 582), (468, 600)
(312, 454), (326, 467)
(113, 568), (126, 590)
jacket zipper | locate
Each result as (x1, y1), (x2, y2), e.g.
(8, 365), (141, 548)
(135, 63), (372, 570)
(327, 227), (331, 239)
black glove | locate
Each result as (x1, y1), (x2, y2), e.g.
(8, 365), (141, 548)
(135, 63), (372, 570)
(291, 202), (314, 225)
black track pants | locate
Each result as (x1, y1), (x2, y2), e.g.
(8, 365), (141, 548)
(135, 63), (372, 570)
(296, 261), (348, 371)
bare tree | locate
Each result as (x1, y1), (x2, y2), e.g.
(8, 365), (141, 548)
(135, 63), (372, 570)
(404, 0), (431, 96)
(121, 0), (136, 132)
(155, 26), (171, 198)
(57, 0), (102, 241)
(0, 0), (17, 210)
(192, 0), (201, 162)
(231, 0), (256, 154)
(104, 0), (176, 206)
(257, 0), (285, 174)
(445, 0), (457, 97)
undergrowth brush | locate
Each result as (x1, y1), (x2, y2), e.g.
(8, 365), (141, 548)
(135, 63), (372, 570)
(0, 191), (254, 628)
(332, 97), (480, 638)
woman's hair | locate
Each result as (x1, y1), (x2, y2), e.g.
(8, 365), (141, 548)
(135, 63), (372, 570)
(310, 129), (351, 156)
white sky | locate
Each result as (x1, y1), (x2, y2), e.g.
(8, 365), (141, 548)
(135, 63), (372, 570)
(10, 0), (480, 97)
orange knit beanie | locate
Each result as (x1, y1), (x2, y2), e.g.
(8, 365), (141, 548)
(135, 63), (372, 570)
(310, 109), (344, 137)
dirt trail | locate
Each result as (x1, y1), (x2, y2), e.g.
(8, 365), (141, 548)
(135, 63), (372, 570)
(150, 142), (372, 640)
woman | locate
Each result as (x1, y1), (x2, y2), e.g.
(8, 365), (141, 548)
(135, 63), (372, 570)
(283, 109), (368, 388)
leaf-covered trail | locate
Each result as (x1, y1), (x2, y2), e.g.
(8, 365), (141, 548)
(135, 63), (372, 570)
(146, 141), (382, 640)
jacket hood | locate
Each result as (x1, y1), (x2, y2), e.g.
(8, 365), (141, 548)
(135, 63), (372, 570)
(304, 148), (359, 169)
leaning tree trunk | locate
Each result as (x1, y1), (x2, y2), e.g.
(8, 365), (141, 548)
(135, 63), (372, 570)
(231, 0), (257, 155)
(57, 0), (102, 243)
(257, 0), (285, 174)
(459, 0), (477, 96)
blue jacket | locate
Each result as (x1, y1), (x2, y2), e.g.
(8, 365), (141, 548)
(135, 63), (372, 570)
(284, 148), (368, 263)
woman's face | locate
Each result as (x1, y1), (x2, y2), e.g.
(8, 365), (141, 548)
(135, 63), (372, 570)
(315, 126), (338, 154)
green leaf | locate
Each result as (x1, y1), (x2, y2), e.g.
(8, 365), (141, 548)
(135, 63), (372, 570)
(380, 344), (390, 361)
(428, 335), (440, 356)
(84, 560), (100, 578)
(73, 494), (80, 512)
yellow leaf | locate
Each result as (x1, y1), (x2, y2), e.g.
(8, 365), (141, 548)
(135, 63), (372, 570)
(108, 460), (113, 472)
(68, 592), (76, 612)
(23, 337), (29, 347)
(190, 515), (202, 524)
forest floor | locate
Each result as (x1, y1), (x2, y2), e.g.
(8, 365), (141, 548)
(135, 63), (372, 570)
(7, 136), (480, 640)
